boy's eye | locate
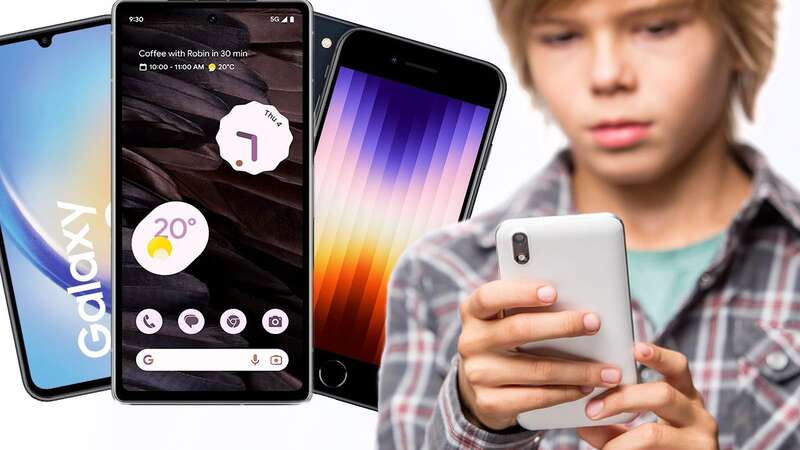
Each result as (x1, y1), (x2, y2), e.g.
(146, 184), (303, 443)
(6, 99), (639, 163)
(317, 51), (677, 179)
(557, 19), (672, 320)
(635, 20), (681, 37)
(540, 31), (580, 46)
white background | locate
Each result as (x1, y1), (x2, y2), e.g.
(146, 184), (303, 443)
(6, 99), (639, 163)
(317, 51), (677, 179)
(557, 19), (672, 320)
(1, 1), (798, 449)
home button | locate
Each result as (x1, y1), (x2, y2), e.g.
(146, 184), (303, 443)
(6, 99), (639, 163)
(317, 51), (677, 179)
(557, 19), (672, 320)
(319, 359), (347, 388)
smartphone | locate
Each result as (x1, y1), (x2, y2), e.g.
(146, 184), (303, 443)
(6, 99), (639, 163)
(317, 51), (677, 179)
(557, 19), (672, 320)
(313, 28), (506, 409)
(496, 213), (638, 430)
(0, 16), (111, 401)
(312, 13), (359, 114)
(112, 0), (313, 403)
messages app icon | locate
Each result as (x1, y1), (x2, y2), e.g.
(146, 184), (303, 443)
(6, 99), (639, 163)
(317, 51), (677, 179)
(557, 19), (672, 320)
(215, 101), (293, 175)
(131, 201), (209, 276)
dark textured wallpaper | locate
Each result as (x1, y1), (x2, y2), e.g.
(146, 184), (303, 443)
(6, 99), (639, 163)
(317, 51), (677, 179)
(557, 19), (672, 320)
(118, 8), (307, 392)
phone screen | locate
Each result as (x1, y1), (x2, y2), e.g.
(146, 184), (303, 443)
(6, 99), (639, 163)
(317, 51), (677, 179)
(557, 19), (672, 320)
(0, 22), (111, 395)
(115, 3), (310, 400)
(314, 66), (492, 364)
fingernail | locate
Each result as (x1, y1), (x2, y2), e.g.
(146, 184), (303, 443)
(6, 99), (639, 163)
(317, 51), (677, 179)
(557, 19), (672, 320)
(583, 313), (600, 332)
(586, 399), (604, 418)
(600, 368), (621, 384)
(636, 342), (653, 358)
(537, 286), (556, 304)
(580, 386), (594, 394)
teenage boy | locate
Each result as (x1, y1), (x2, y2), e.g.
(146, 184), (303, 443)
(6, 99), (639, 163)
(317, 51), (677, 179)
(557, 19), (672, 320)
(378, 1), (796, 449)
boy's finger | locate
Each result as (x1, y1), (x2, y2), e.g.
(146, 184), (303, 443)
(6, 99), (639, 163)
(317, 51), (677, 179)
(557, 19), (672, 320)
(577, 425), (628, 449)
(635, 342), (697, 397)
(463, 310), (599, 352)
(463, 280), (557, 320)
(585, 382), (697, 427)
(463, 352), (621, 388)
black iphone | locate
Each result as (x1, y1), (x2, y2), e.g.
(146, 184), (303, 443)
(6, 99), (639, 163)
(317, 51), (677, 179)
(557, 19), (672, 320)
(0, 16), (112, 401)
(112, 0), (313, 403)
(313, 29), (506, 409)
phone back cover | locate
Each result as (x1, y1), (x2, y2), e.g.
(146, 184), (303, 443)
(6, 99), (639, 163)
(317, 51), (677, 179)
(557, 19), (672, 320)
(496, 213), (638, 430)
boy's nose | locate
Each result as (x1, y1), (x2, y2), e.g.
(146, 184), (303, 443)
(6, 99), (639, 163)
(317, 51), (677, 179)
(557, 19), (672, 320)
(590, 35), (636, 96)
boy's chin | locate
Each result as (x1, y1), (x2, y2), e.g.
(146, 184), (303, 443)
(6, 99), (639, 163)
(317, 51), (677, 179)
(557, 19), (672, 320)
(577, 145), (678, 186)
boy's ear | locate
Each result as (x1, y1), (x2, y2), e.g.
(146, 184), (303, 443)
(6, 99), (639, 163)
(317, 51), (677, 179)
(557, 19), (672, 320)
(731, 56), (749, 73)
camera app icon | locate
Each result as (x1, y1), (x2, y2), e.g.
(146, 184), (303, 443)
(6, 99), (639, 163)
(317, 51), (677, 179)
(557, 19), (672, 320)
(270, 355), (283, 366)
(262, 308), (288, 335)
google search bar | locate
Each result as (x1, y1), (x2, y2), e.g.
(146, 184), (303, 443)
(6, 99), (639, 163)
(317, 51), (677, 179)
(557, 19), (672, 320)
(135, 348), (289, 371)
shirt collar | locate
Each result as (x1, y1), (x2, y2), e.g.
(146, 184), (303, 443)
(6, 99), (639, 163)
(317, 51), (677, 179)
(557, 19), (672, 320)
(476, 145), (800, 249)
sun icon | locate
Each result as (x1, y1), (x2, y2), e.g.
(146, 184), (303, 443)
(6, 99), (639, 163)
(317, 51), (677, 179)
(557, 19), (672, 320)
(147, 236), (172, 261)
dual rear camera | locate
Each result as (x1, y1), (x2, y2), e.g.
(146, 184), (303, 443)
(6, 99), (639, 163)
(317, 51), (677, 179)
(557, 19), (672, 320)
(512, 232), (530, 264)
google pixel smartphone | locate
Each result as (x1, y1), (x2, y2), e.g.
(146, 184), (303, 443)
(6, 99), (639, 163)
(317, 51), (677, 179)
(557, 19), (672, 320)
(312, 13), (359, 113)
(496, 213), (638, 430)
(0, 16), (112, 401)
(112, 1), (312, 403)
(314, 29), (505, 409)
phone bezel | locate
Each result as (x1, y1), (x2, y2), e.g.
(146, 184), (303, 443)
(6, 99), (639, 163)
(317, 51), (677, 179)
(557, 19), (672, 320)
(0, 15), (112, 401)
(111, 0), (313, 403)
(312, 13), (361, 117)
(312, 26), (506, 410)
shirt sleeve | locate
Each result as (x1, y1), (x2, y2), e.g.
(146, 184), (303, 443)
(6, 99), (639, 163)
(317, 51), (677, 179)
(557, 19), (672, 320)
(376, 250), (544, 450)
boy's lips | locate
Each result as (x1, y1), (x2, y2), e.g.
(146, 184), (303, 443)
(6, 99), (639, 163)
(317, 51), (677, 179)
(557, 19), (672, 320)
(589, 120), (652, 149)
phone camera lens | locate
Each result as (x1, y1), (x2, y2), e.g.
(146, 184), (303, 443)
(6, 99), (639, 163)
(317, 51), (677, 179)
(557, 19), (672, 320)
(38, 35), (51, 48)
(512, 233), (529, 264)
(208, 14), (217, 24)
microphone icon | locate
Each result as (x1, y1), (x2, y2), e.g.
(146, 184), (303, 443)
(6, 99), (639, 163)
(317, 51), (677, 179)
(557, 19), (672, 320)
(250, 354), (260, 365)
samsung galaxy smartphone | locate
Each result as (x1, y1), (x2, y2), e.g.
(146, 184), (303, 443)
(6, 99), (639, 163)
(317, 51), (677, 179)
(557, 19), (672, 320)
(314, 28), (506, 409)
(496, 213), (638, 430)
(112, 0), (312, 403)
(0, 16), (112, 401)
(312, 13), (359, 113)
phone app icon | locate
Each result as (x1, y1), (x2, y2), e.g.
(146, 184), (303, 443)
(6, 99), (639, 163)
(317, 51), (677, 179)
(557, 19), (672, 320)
(220, 308), (247, 334)
(131, 201), (209, 276)
(262, 308), (288, 335)
(215, 101), (293, 175)
(136, 308), (163, 334)
(178, 309), (205, 335)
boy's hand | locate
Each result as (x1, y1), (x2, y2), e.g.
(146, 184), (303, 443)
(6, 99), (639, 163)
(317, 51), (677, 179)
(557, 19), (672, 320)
(578, 343), (719, 449)
(456, 280), (624, 431)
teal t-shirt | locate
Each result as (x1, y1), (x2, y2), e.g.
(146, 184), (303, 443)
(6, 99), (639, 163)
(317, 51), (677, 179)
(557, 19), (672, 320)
(626, 232), (725, 333)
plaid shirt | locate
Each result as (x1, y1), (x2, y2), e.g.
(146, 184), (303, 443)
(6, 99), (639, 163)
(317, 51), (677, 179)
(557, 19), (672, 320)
(377, 146), (800, 450)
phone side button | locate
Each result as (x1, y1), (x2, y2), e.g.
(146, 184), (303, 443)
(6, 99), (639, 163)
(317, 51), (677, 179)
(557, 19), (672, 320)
(318, 359), (347, 388)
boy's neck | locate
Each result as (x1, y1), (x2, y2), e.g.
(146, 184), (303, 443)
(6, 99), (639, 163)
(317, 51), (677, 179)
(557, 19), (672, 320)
(571, 129), (753, 251)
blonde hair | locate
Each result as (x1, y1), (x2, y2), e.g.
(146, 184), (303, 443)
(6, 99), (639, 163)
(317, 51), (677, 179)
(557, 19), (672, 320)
(490, 0), (778, 121)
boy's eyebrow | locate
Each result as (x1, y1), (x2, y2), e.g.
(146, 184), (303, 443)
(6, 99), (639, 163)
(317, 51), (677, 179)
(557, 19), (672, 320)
(619, 0), (699, 20)
(530, 0), (699, 27)
(529, 16), (579, 27)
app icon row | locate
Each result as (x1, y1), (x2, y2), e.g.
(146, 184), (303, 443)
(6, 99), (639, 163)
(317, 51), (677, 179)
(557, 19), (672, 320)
(135, 308), (289, 335)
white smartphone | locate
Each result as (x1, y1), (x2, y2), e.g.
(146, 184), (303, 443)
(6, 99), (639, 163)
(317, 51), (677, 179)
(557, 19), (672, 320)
(495, 213), (638, 430)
